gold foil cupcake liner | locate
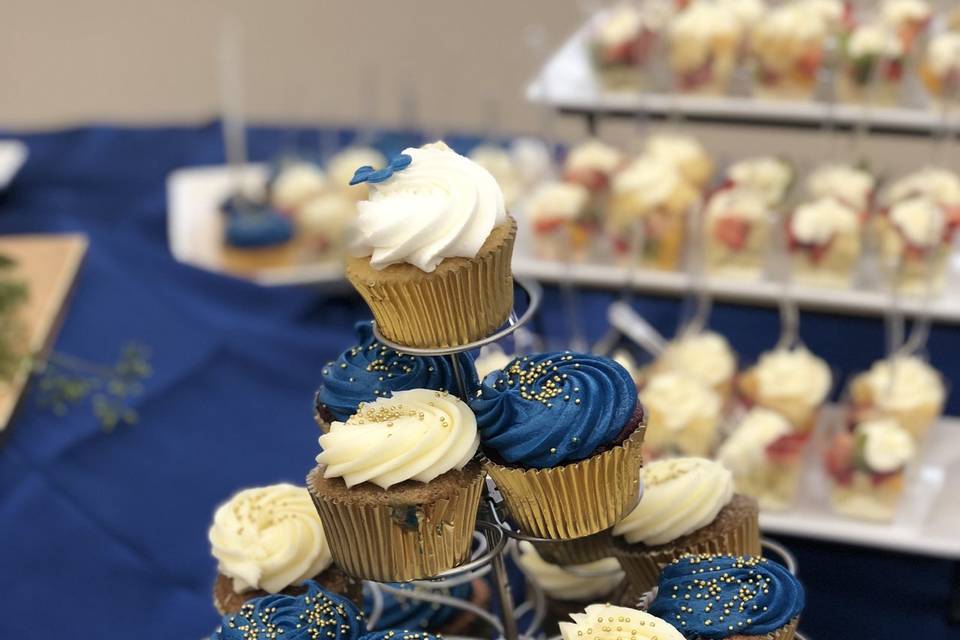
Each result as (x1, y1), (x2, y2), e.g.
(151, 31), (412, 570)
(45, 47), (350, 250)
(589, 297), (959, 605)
(532, 528), (616, 566)
(614, 509), (761, 594)
(484, 426), (645, 540)
(306, 466), (485, 582)
(765, 617), (800, 640)
(345, 218), (517, 348)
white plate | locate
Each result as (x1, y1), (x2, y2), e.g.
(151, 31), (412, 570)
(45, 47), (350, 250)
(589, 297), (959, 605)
(760, 413), (960, 559)
(166, 164), (346, 287)
(0, 140), (28, 191)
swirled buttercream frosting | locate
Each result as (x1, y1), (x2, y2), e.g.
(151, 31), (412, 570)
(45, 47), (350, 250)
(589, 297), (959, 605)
(212, 581), (365, 640)
(559, 604), (685, 640)
(209, 484), (332, 594)
(470, 352), (638, 468)
(648, 554), (805, 638)
(350, 141), (507, 272)
(316, 389), (479, 489)
(316, 321), (476, 422)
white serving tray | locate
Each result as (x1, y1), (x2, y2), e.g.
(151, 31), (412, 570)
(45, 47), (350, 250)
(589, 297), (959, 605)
(526, 12), (954, 135)
(513, 255), (960, 323)
(0, 140), (28, 191)
(166, 164), (346, 287)
(760, 413), (960, 559)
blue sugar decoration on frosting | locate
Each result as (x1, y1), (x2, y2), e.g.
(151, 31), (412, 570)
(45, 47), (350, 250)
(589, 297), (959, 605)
(648, 555), (805, 639)
(316, 321), (478, 422)
(212, 580), (365, 640)
(469, 351), (637, 468)
(363, 582), (472, 631)
(360, 631), (443, 640)
(221, 195), (294, 248)
(350, 153), (411, 185)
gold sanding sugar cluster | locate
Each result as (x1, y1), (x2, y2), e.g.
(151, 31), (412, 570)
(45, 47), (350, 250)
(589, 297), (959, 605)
(645, 460), (695, 487)
(574, 610), (666, 637)
(224, 592), (363, 640)
(322, 345), (444, 394)
(666, 555), (773, 632)
(490, 353), (583, 408)
(346, 392), (452, 428)
(229, 495), (300, 531)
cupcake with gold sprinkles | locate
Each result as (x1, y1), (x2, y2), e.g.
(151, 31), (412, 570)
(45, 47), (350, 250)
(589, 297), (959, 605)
(472, 352), (646, 540)
(647, 554), (805, 639)
(210, 580), (365, 639)
(559, 603), (685, 640)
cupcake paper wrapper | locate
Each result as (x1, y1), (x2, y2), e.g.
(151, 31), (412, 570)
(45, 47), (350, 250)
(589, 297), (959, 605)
(613, 508), (761, 594)
(483, 427), (645, 540)
(345, 218), (517, 349)
(306, 466), (485, 582)
(531, 528), (616, 566)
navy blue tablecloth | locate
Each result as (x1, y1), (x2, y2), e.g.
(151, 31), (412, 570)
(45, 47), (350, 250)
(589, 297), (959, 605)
(0, 123), (956, 639)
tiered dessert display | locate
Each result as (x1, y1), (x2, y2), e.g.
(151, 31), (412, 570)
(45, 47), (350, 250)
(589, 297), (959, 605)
(203, 142), (809, 639)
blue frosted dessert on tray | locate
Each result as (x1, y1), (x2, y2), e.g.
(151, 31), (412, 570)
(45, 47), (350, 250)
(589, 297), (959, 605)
(220, 193), (297, 274)
(363, 578), (490, 636)
(471, 351), (646, 540)
(647, 554), (805, 640)
(314, 321), (478, 430)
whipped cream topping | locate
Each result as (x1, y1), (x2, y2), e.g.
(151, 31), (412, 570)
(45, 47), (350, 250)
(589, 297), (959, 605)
(351, 141), (507, 272)
(596, 3), (644, 46)
(707, 188), (769, 221)
(659, 331), (736, 387)
(316, 388), (480, 489)
(271, 163), (327, 211)
(806, 164), (875, 211)
(718, 0), (767, 28)
(470, 144), (521, 207)
(791, 197), (859, 245)
(644, 134), (709, 174)
(297, 192), (355, 237)
(560, 604), (685, 640)
(613, 457), (734, 545)
(857, 417), (916, 473)
(926, 32), (960, 77)
(882, 0), (931, 26)
(728, 156), (792, 206)
(889, 196), (945, 247)
(754, 347), (832, 405)
(328, 147), (386, 195)
(848, 23), (904, 59)
(611, 155), (688, 213)
(209, 484), (332, 594)
(862, 355), (945, 412)
(884, 167), (960, 207)
(565, 139), (625, 176)
(717, 408), (792, 475)
(640, 372), (722, 432)
(669, 2), (741, 70)
(754, 2), (833, 54)
(517, 542), (625, 601)
(526, 181), (590, 223)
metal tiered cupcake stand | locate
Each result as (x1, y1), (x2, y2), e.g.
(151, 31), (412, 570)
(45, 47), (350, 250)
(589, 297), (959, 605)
(369, 278), (804, 640)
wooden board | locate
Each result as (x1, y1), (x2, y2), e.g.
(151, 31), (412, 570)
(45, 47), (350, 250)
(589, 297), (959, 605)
(0, 234), (87, 430)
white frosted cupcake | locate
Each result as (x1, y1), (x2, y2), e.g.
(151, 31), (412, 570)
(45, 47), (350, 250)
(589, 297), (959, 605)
(643, 133), (713, 189)
(307, 389), (484, 581)
(717, 407), (803, 511)
(559, 604), (685, 640)
(738, 347), (832, 432)
(651, 331), (738, 402)
(525, 181), (594, 262)
(611, 458), (760, 594)
(849, 355), (946, 440)
(668, 1), (742, 94)
(704, 188), (770, 278)
(517, 542), (625, 622)
(209, 484), (357, 614)
(788, 197), (862, 287)
(606, 155), (700, 270)
(640, 371), (723, 458)
(825, 417), (916, 522)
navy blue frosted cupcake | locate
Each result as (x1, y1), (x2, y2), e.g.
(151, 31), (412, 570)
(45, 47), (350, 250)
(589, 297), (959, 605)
(314, 321), (478, 429)
(360, 631), (442, 640)
(471, 351), (646, 540)
(364, 580), (489, 636)
(220, 194), (297, 274)
(211, 580), (365, 640)
(647, 554), (805, 640)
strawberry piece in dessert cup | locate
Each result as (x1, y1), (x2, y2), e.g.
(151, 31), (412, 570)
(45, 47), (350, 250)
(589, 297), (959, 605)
(704, 188), (771, 278)
(667, 1), (742, 95)
(875, 196), (952, 293)
(881, 0), (932, 52)
(787, 197), (863, 288)
(588, 2), (674, 90)
(717, 407), (808, 511)
(838, 22), (906, 105)
(524, 181), (596, 262)
(824, 417), (916, 522)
